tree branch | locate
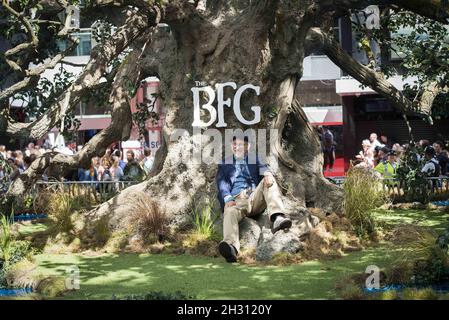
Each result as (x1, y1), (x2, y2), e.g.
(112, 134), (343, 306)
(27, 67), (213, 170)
(59, 60), (87, 67)
(322, 0), (449, 24)
(308, 27), (420, 117)
(6, 44), (146, 197)
(418, 81), (446, 118)
(2, 8), (157, 140)
(391, 0), (449, 23)
(0, 38), (80, 102)
(2, 0), (39, 58)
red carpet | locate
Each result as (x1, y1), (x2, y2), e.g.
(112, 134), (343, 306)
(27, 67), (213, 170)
(324, 157), (345, 177)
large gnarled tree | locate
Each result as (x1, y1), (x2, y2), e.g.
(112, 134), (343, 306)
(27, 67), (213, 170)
(1, 0), (448, 241)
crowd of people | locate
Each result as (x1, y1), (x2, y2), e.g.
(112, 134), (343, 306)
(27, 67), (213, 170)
(2, 132), (448, 187)
(354, 133), (449, 178)
(0, 142), (155, 184)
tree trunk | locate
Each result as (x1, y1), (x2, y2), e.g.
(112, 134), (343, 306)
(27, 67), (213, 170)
(88, 2), (342, 240)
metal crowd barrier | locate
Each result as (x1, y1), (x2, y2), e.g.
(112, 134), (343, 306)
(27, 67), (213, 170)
(32, 180), (139, 203)
(382, 177), (449, 200)
(26, 176), (449, 204)
(327, 177), (346, 186)
(327, 176), (449, 201)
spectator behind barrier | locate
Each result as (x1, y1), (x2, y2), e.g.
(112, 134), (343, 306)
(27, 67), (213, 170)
(421, 146), (441, 177)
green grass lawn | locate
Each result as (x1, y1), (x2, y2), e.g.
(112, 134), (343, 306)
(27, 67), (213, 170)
(33, 246), (404, 300)
(373, 208), (449, 233)
(16, 222), (49, 236)
(14, 208), (449, 299)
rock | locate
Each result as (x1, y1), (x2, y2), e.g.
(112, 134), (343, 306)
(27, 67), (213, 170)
(255, 211), (270, 229)
(289, 214), (316, 240)
(239, 217), (261, 250)
(214, 209), (319, 261)
(256, 228), (303, 261)
(310, 215), (320, 228)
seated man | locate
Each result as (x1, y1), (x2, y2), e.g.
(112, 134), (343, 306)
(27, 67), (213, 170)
(216, 135), (292, 263)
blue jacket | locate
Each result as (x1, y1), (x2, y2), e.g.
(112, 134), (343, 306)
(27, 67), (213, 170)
(216, 155), (269, 212)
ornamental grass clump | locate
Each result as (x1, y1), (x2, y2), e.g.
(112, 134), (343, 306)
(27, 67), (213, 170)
(0, 212), (34, 289)
(128, 192), (169, 244)
(343, 166), (388, 236)
(190, 201), (217, 240)
(0, 213), (13, 265)
(47, 191), (76, 234)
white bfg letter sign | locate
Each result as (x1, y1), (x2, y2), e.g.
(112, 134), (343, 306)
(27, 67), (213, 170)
(191, 82), (261, 127)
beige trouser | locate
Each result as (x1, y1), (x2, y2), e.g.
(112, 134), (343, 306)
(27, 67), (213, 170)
(223, 179), (285, 252)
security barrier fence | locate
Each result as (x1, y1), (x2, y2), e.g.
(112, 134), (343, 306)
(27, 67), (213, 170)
(32, 180), (139, 203)
(328, 176), (449, 202)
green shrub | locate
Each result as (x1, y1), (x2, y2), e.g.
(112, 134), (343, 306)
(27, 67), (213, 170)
(396, 144), (430, 203)
(0, 210), (34, 289)
(4, 259), (39, 289)
(32, 190), (52, 213)
(0, 213), (13, 264)
(377, 290), (399, 300)
(387, 226), (449, 286)
(412, 245), (449, 285)
(401, 288), (439, 300)
(5, 240), (32, 266)
(339, 283), (365, 300)
(42, 184), (97, 217)
(343, 166), (388, 236)
(23, 194), (34, 211)
(0, 240), (33, 288)
(35, 276), (67, 298)
(385, 262), (415, 285)
(68, 184), (98, 210)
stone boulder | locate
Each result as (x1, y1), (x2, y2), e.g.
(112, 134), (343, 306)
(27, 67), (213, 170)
(239, 217), (261, 250)
(256, 227), (303, 261)
(234, 210), (321, 261)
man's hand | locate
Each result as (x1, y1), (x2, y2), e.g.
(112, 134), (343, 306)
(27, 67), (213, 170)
(225, 201), (236, 208)
(264, 172), (275, 188)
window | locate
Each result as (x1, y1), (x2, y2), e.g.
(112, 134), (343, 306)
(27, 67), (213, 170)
(56, 30), (92, 56)
(78, 34), (92, 56)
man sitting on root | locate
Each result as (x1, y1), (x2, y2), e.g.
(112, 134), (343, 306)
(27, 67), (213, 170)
(216, 135), (292, 263)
